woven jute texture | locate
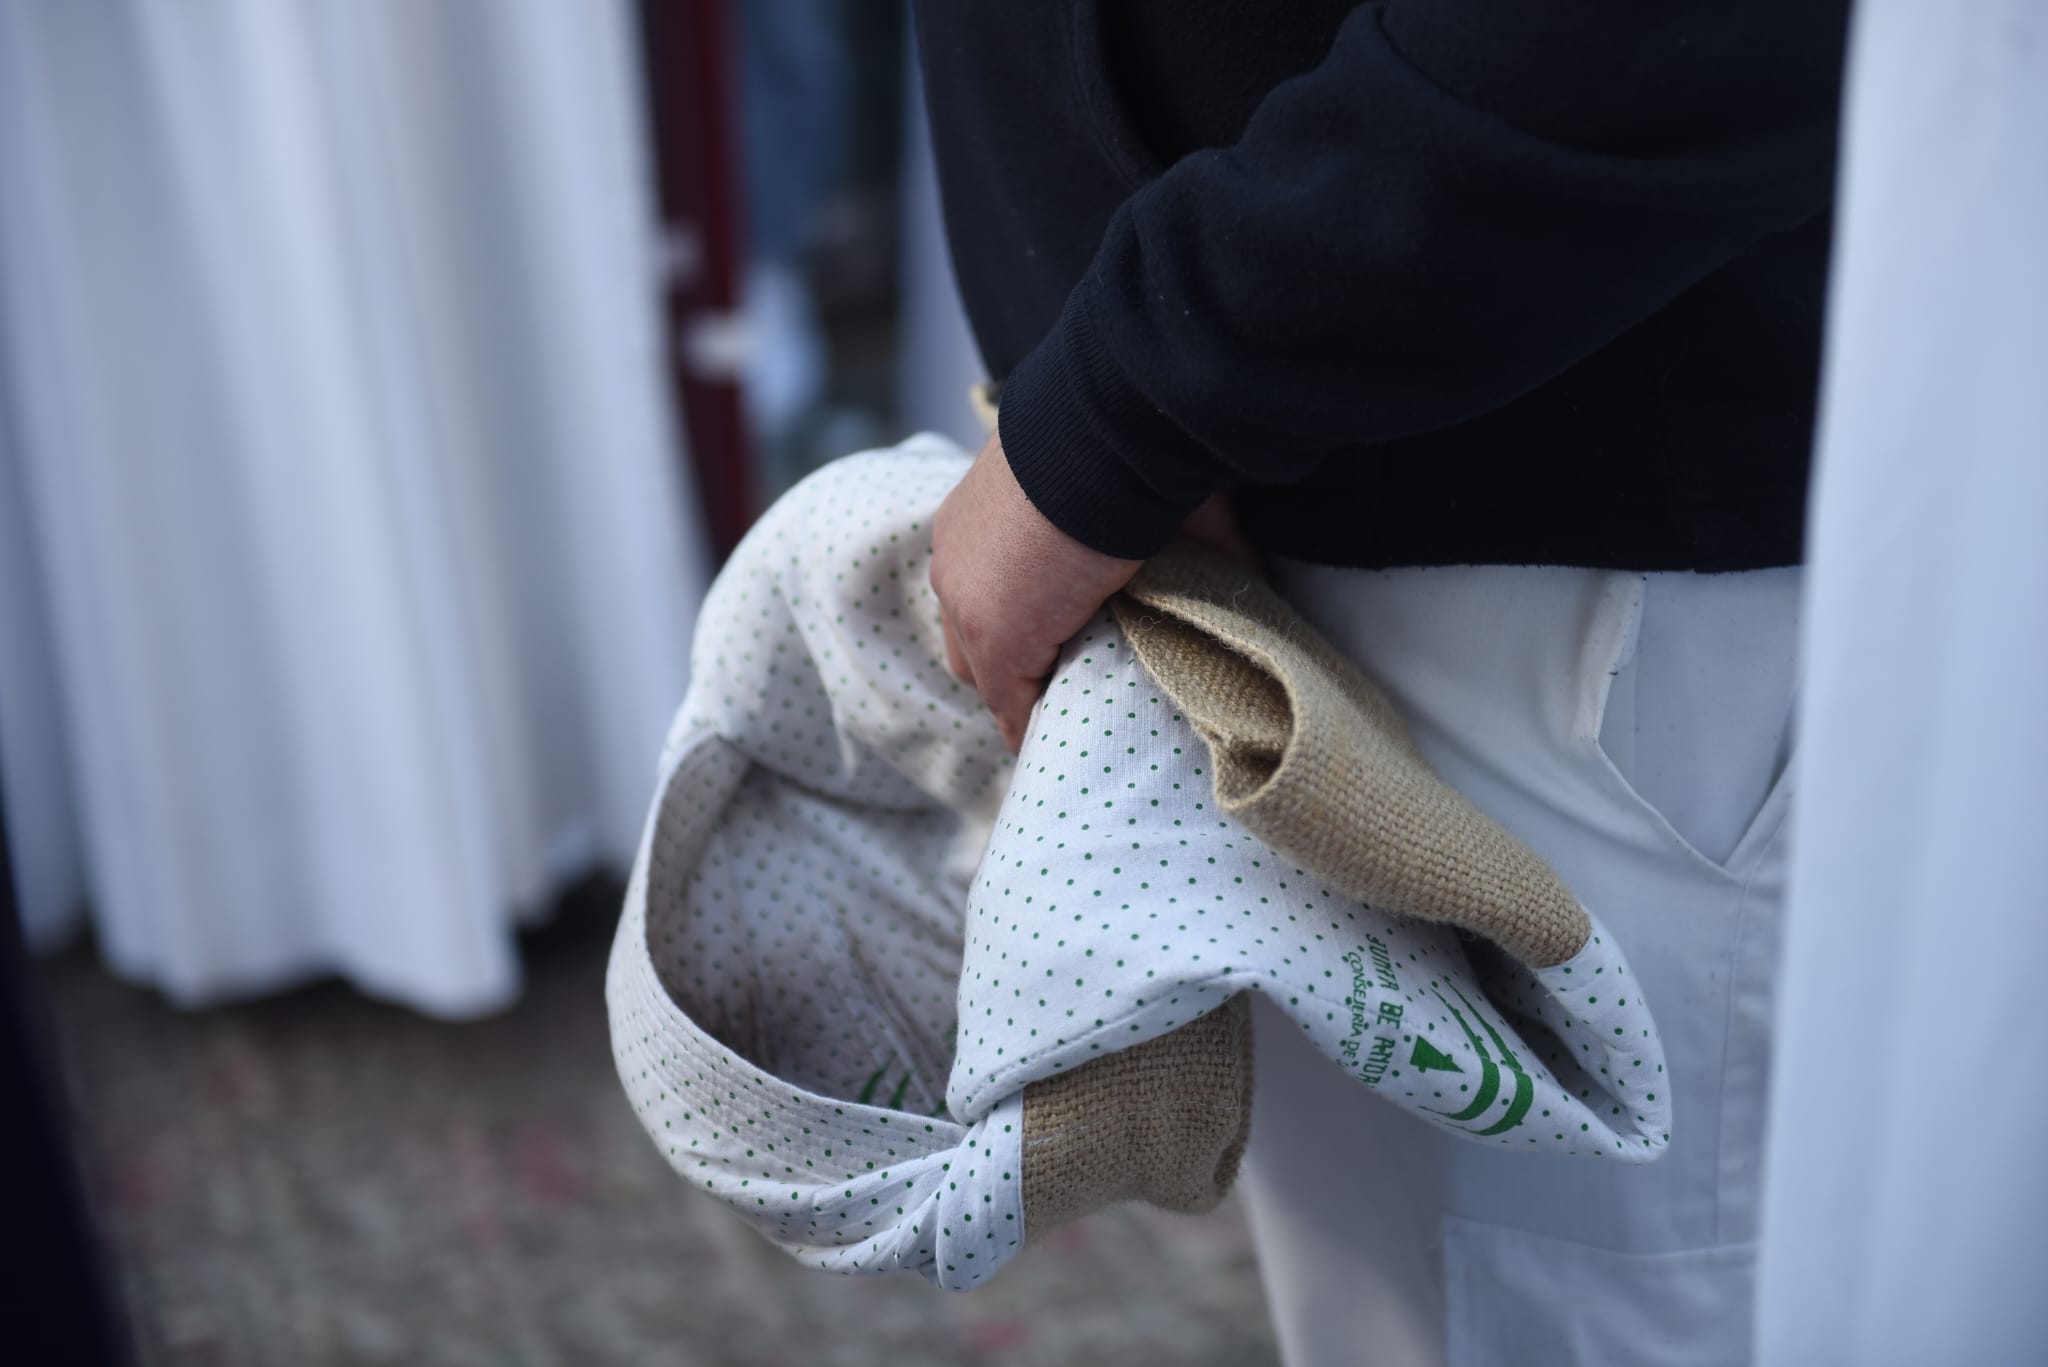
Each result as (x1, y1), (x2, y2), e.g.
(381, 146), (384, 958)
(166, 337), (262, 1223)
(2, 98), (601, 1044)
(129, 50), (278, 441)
(1020, 995), (1253, 1236)
(1110, 542), (1590, 969)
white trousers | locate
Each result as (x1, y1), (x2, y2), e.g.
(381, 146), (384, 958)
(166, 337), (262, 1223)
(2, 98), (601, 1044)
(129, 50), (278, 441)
(1241, 561), (1802, 1367)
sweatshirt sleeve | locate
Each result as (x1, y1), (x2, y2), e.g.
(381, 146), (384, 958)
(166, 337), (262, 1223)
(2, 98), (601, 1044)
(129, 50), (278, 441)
(996, 0), (1848, 559)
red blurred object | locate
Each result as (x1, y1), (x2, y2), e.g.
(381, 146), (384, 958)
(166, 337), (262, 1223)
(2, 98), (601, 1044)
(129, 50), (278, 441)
(637, 0), (754, 561)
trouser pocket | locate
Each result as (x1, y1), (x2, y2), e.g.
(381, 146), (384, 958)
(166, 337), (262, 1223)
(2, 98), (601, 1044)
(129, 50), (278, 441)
(1444, 1217), (1756, 1367)
(1587, 569), (1803, 874)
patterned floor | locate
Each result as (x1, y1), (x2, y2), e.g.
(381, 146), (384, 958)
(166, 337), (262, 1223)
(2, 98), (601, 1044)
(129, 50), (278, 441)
(39, 887), (1280, 1367)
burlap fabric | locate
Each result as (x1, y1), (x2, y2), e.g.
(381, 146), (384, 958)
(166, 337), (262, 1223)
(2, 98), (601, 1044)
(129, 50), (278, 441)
(1020, 995), (1253, 1235)
(1110, 542), (1591, 969)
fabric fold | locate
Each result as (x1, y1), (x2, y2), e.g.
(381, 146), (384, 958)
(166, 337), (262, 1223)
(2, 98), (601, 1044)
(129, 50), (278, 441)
(608, 438), (1671, 1291)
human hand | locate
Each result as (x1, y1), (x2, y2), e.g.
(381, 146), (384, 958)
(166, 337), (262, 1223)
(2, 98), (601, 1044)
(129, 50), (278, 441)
(930, 432), (1142, 752)
(931, 431), (1256, 752)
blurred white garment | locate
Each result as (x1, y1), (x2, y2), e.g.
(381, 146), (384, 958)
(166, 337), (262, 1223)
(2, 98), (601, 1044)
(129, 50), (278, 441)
(0, 1), (706, 1016)
(895, 41), (989, 453)
(1756, 1), (2048, 1362)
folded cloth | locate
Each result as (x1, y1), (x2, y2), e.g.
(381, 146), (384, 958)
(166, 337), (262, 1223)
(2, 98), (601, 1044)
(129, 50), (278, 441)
(1114, 542), (1590, 969)
(607, 437), (1668, 1290)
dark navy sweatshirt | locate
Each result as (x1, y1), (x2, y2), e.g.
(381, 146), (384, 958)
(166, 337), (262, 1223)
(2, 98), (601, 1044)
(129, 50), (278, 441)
(910, 0), (1851, 569)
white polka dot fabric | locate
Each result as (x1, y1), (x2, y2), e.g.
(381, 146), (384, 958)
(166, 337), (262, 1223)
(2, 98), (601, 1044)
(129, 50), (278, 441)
(607, 437), (1670, 1291)
(608, 439), (1023, 1289)
(950, 631), (1670, 1159)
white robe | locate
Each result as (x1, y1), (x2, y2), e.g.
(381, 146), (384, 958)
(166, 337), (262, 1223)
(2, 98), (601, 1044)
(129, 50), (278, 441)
(1755, 1), (2048, 1361)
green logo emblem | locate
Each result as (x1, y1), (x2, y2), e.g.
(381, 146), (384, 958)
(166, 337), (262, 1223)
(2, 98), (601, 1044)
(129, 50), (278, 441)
(1425, 985), (1532, 1136)
(857, 1063), (916, 1111)
(1409, 1038), (1464, 1074)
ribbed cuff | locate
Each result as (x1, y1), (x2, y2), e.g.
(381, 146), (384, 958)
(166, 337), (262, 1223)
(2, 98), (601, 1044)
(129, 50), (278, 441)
(997, 287), (1219, 560)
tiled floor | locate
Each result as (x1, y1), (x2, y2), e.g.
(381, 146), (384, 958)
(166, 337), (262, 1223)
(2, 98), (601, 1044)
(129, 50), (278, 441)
(40, 892), (1279, 1367)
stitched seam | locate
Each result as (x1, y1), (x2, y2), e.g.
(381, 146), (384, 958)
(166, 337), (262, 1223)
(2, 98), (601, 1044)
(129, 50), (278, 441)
(1714, 801), (1790, 1247)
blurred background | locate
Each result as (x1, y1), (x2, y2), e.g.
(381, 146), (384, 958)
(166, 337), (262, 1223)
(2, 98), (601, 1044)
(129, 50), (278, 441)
(0, 2), (1275, 1363)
